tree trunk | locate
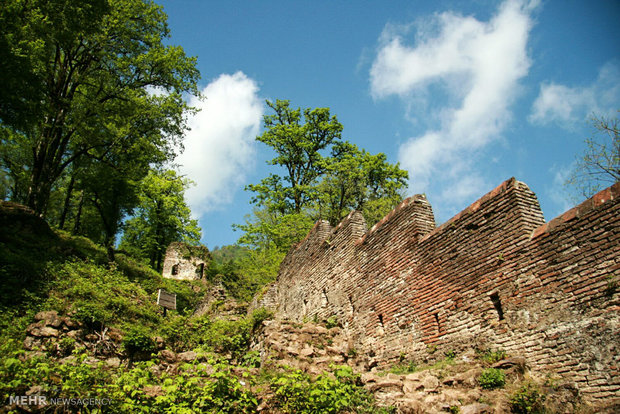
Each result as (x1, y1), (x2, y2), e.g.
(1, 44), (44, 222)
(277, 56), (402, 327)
(59, 175), (76, 230)
(73, 190), (84, 234)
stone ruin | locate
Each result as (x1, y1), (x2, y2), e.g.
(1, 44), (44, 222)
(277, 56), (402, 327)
(161, 242), (210, 280)
(252, 177), (619, 403)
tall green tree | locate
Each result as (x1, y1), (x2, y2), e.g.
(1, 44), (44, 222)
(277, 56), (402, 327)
(120, 170), (201, 271)
(317, 141), (408, 226)
(247, 99), (343, 214)
(566, 113), (619, 198)
(0, 0), (200, 214)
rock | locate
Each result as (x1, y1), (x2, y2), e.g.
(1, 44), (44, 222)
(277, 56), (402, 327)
(460, 403), (493, 414)
(159, 349), (177, 363)
(396, 397), (425, 414)
(177, 351), (197, 362)
(421, 375), (440, 392)
(105, 357), (121, 368)
(66, 329), (83, 340)
(84, 357), (100, 367)
(458, 368), (482, 388)
(23, 336), (41, 350)
(59, 355), (78, 365)
(361, 372), (380, 383)
(143, 385), (164, 398)
(492, 357), (526, 373)
(300, 346), (314, 358)
(403, 379), (424, 393)
(154, 336), (165, 349)
(386, 373), (403, 381)
(365, 379), (403, 393)
(35, 311), (62, 328)
(28, 325), (59, 338)
(285, 346), (300, 356)
(62, 317), (80, 329)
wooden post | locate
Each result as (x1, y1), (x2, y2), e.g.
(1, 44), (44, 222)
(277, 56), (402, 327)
(157, 289), (176, 317)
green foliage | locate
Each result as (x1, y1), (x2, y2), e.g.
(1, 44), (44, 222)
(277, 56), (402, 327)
(325, 316), (339, 329)
(509, 383), (546, 414)
(478, 368), (506, 389)
(477, 348), (507, 364)
(120, 170), (202, 272)
(0, 0), (201, 264)
(389, 361), (418, 375)
(317, 141), (408, 226)
(123, 327), (156, 359)
(248, 99), (343, 214)
(47, 259), (162, 330)
(271, 365), (375, 414)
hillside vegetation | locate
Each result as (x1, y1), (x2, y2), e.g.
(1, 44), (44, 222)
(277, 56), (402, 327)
(0, 202), (387, 413)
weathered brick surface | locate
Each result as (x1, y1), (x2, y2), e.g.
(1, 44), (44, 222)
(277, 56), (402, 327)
(257, 178), (620, 402)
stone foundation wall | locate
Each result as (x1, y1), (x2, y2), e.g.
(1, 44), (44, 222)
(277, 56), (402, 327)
(258, 178), (620, 401)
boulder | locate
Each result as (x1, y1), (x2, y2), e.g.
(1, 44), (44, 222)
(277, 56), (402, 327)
(421, 375), (440, 393)
(105, 357), (121, 368)
(28, 325), (59, 338)
(177, 351), (197, 363)
(35, 311), (62, 328)
(159, 349), (177, 363)
(460, 403), (493, 414)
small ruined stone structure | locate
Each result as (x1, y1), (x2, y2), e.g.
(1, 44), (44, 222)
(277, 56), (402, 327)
(254, 178), (619, 402)
(162, 242), (210, 280)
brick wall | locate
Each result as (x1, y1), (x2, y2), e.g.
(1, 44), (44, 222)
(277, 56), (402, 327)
(259, 178), (619, 400)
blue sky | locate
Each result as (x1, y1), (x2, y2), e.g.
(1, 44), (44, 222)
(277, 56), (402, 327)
(158, 0), (620, 249)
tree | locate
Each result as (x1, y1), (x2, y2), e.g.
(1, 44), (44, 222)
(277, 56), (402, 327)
(247, 99), (343, 214)
(317, 141), (408, 226)
(119, 170), (201, 271)
(566, 113), (619, 198)
(0, 0), (200, 214)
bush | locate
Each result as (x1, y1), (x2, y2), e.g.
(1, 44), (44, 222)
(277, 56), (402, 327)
(123, 327), (156, 359)
(509, 383), (546, 413)
(477, 348), (507, 364)
(478, 368), (506, 389)
(271, 365), (374, 414)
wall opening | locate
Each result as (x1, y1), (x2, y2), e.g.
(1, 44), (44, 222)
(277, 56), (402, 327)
(321, 288), (329, 308)
(433, 312), (440, 333)
(490, 293), (504, 321)
(196, 263), (205, 278)
(171, 264), (179, 276)
(378, 313), (384, 327)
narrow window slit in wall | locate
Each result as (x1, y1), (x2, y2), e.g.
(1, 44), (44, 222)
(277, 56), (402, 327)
(490, 293), (504, 320)
(196, 263), (204, 278)
(433, 313), (440, 333)
(378, 313), (384, 327)
(171, 264), (179, 276)
(321, 289), (329, 308)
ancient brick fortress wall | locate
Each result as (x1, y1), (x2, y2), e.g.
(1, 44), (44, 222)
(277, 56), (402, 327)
(256, 178), (620, 401)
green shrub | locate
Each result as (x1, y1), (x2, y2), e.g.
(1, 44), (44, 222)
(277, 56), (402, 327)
(325, 316), (339, 329)
(250, 307), (274, 331)
(477, 348), (507, 364)
(509, 383), (546, 413)
(271, 365), (373, 414)
(123, 327), (156, 359)
(478, 368), (506, 389)
(389, 361), (417, 375)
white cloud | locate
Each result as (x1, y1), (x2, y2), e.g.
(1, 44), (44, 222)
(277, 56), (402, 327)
(176, 72), (263, 216)
(529, 62), (620, 127)
(370, 0), (535, 220)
